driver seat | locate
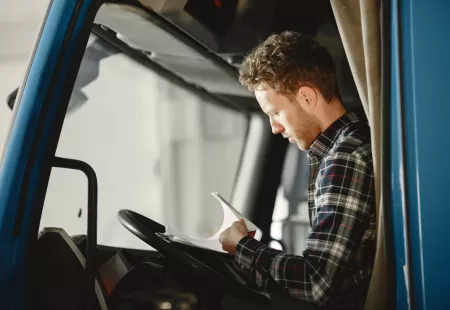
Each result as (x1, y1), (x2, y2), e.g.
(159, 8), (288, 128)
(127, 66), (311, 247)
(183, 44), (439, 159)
(29, 227), (108, 310)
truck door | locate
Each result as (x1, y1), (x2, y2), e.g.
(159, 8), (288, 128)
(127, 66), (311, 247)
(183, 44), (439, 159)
(0, 0), (99, 308)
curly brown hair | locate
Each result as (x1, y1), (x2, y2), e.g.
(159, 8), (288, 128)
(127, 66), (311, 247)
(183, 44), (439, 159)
(239, 31), (339, 102)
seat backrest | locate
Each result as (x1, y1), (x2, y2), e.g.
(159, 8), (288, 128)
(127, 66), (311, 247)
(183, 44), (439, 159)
(29, 227), (108, 310)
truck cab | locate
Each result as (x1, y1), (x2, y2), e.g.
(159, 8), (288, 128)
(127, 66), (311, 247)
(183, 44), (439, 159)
(0, 0), (449, 309)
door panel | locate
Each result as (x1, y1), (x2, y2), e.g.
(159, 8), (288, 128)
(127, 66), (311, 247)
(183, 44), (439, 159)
(397, 0), (450, 309)
(0, 0), (98, 308)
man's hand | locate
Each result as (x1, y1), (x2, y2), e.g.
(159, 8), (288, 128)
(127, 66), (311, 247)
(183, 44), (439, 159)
(219, 219), (248, 255)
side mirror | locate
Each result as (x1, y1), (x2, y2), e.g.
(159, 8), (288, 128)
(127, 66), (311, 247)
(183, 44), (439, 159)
(6, 87), (19, 110)
(5, 38), (120, 113)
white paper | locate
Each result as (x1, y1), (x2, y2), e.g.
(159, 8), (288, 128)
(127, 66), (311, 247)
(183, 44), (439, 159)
(165, 192), (263, 253)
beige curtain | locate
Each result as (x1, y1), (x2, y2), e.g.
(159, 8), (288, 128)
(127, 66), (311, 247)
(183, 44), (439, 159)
(330, 1), (386, 310)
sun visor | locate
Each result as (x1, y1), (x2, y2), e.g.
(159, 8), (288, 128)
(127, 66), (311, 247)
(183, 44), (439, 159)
(95, 4), (254, 97)
(138, 0), (188, 13)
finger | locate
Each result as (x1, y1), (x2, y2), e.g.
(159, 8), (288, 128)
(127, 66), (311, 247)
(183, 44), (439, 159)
(233, 220), (245, 228)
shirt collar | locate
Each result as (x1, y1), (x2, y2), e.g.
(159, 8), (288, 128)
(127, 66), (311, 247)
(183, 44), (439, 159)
(308, 111), (363, 159)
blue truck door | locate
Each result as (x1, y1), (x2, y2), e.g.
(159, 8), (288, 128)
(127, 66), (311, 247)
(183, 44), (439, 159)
(391, 0), (450, 309)
(0, 0), (99, 308)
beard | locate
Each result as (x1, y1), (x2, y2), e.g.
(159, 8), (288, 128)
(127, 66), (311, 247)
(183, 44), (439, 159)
(291, 105), (320, 150)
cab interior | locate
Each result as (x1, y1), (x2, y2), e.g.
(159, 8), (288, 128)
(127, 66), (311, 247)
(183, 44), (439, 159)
(17, 0), (386, 309)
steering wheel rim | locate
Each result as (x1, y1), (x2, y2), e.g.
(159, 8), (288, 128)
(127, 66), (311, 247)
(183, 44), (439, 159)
(117, 209), (223, 280)
(118, 209), (273, 305)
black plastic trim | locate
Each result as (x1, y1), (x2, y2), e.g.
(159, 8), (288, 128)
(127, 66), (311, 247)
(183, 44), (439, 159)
(52, 157), (98, 309)
(90, 23), (253, 114)
(118, 0), (239, 80)
(248, 133), (288, 244)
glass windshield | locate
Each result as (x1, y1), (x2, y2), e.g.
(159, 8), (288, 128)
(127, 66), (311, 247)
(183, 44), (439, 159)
(39, 27), (248, 250)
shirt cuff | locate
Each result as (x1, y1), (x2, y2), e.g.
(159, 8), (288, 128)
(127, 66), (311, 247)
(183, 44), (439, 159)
(234, 236), (265, 271)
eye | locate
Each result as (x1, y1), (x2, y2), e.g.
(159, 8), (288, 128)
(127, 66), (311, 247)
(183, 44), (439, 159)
(273, 112), (280, 116)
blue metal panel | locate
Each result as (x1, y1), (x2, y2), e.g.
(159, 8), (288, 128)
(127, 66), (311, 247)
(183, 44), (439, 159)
(0, 0), (93, 308)
(401, 0), (450, 309)
(390, 0), (410, 309)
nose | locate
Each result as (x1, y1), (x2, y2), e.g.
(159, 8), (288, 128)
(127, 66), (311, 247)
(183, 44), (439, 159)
(270, 119), (284, 135)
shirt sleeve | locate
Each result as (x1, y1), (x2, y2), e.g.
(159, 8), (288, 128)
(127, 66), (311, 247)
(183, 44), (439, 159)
(234, 152), (374, 305)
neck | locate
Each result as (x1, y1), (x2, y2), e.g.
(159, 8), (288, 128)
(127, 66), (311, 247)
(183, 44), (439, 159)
(317, 97), (347, 132)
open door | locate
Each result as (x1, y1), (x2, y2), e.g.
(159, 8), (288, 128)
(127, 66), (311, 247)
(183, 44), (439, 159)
(0, 0), (101, 308)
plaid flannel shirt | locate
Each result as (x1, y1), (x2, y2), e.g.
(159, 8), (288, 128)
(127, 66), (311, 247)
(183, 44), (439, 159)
(235, 112), (376, 309)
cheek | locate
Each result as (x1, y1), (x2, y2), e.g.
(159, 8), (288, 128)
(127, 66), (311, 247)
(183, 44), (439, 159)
(281, 112), (298, 130)
(284, 112), (309, 137)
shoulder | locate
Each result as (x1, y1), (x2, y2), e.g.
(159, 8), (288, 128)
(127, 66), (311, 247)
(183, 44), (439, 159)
(328, 122), (373, 165)
(318, 125), (374, 180)
(316, 146), (375, 207)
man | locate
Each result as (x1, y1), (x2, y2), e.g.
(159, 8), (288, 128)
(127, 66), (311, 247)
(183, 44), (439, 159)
(219, 31), (376, 309)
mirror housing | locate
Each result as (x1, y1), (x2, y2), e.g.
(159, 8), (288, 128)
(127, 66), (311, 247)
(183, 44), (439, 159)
(6, 87), (18, 110)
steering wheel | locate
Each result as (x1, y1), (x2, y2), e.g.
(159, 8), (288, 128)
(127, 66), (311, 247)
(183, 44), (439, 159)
(117, 209), (225, 280)
(117, 209), (271, 304)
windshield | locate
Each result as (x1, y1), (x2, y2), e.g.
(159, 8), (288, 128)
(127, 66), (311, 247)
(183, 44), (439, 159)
(39, 30), (248, 250)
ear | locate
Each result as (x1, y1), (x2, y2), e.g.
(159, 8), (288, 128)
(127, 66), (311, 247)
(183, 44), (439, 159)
(297, 86), (317, 111)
